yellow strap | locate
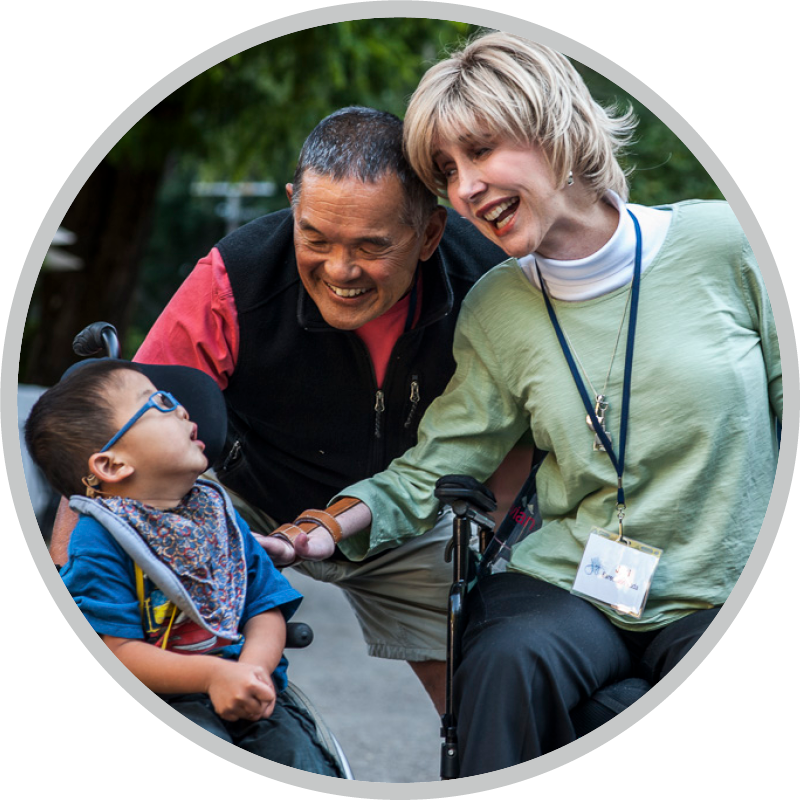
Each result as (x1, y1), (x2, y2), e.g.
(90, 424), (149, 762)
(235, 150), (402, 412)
(135, 564), (145, 611)
(160, 604), (179, 650)
(135, 563), (178, 650)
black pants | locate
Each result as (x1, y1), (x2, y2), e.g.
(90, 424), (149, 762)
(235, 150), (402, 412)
(453, 573), (720, 777)
(165, 690), (340, 775)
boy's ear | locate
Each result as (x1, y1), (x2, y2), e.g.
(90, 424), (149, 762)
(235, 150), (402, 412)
(87, 451), (135, 486)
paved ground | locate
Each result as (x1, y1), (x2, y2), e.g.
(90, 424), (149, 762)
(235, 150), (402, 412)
(285, 571), (442, 784)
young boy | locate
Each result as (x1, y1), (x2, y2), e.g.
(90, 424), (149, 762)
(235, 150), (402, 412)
(25, 359), (339, 775)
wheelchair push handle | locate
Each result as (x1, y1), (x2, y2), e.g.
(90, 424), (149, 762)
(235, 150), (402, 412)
(433, 475), (497, 514)
(73, 321), (120, 359)
(435, 475), (497, 532)
(436, 475), (497, 779)
(435, 475), (497, 513)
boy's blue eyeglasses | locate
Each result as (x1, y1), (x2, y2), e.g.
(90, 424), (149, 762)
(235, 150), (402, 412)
(100, 390), (181, 452)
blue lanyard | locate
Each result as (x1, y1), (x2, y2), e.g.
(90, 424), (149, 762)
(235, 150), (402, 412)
(537, 209), (642, 519)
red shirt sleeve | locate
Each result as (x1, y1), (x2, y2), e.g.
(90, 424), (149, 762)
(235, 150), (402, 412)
(134, 248), (239, 390)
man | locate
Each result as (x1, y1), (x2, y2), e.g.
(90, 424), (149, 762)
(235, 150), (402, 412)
(51, 107), (506, 712)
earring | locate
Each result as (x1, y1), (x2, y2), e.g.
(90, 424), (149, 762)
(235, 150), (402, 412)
(567, 170), (574, 186)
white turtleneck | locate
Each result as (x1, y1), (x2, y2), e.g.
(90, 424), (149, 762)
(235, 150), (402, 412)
(517, 192), (672, 301)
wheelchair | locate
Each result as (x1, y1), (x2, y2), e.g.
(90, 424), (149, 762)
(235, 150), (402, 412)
(435, 473), (651, 780)
(62, 321), (354, 779)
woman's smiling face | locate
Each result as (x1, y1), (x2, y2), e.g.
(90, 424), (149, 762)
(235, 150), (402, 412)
(434, 136), (573, 260)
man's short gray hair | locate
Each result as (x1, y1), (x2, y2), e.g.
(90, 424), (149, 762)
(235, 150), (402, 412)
(292, 107), (438, 234)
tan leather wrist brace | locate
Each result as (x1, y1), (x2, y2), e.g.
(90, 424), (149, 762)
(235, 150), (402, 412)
(269, 496), (362, 546)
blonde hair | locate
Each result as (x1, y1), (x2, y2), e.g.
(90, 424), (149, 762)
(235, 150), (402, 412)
(404, 32), (636, 201)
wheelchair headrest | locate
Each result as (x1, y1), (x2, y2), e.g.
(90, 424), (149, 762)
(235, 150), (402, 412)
(60, 359), (227, 466)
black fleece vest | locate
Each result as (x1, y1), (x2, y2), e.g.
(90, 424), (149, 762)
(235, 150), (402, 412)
(214, 208), (506, 523)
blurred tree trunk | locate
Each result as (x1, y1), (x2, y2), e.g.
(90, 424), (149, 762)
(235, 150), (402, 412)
(22, 158), (165, 385)
(20, 21), (479, 386)
(19, 21), (717, 387)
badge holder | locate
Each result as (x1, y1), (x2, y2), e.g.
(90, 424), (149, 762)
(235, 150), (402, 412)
(571, 527), (662, 619)
(542, 212), (659, 618)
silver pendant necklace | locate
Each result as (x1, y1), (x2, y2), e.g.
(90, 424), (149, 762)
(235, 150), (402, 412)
(539, 265), (634, 452)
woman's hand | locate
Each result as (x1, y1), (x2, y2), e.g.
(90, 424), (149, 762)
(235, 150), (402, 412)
(253, 526), (336, 565)
(252, 531), (298, 566)
(254, 499), (372, 566)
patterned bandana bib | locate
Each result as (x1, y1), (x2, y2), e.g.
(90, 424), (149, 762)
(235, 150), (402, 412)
(98, 484), (247, 639)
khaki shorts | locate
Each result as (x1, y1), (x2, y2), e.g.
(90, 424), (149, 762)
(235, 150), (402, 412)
(210, 473), (452, 663)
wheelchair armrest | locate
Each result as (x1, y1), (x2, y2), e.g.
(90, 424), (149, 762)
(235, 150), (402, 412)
(285, 622), (314, 649)
(435, 475), (497, 515)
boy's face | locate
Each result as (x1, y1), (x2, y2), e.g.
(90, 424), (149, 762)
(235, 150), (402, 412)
(105, 370), (209, 483)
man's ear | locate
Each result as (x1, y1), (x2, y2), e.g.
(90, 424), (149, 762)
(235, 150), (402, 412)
(87, 452), (135, 486)
(418, 206), (448, 262)
(285, 183), (294, 204)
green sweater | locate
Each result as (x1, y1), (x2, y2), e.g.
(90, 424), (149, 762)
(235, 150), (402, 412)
(341, 201), (782, 631)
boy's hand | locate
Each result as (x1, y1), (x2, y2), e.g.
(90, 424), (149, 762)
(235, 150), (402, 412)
(103, 635), (281, 721)
(207, 660), (276, 721)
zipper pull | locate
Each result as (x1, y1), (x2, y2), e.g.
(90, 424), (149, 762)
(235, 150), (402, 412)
(221, 439), (242, 472)
(405, 376), (421, 429)
(374, 390), (385, 439)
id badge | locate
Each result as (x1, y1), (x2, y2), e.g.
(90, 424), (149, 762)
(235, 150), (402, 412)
(571, 527), (662, 619)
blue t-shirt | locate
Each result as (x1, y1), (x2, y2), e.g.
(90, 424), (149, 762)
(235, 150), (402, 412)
(60, 508), (302, 692)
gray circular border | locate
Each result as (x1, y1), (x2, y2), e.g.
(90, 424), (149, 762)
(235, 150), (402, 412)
(4, 3), (795, 798)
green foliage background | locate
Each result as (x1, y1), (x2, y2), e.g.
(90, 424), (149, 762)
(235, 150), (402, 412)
(25, 20), (722, 377)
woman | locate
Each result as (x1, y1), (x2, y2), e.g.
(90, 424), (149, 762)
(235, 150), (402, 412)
(273, 32), (782, 775)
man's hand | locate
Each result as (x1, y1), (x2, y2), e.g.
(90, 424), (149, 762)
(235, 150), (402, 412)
(206, 660), (276, 721)
(253, 526), (336, 566)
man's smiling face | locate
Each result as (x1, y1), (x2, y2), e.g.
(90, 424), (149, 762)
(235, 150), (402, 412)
(289, 172), (442, 330)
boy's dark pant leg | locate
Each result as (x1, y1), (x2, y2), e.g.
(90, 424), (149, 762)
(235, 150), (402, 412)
(165, 692), (340, 776)
(165, 693), (235, 743)
(230, 691), (340, 776)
